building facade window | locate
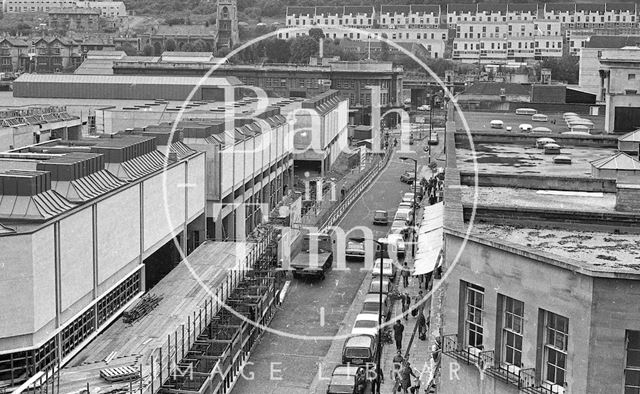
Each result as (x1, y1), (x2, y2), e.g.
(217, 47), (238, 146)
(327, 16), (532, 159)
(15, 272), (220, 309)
(465, 283), (484, 349)
(544, 311), (569, 387)
(626, 331), (640, 393)
(503, 296), (524, 366)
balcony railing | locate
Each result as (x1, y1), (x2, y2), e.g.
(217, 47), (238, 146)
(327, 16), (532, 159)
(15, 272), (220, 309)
(441, 334), (567, 394)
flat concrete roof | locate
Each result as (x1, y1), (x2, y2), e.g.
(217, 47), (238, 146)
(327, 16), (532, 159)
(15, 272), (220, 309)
(472, 223), (640, 272)
(456, 144), (617, 177)
(460, 185), (617, 212)
(455, 111), (607, 135)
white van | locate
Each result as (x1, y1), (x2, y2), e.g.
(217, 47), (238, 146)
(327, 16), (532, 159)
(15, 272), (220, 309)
(490, 120), (504, 129)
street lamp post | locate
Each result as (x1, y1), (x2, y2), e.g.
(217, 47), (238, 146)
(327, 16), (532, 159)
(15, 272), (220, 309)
(399, 157), (418, 257)
(351, 237), (386, 394)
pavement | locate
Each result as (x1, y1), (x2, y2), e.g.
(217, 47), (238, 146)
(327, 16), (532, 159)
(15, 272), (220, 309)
(230, 127), (446, 394)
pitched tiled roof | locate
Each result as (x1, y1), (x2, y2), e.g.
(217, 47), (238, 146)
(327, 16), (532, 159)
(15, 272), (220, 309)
(508, 3), (538, 13)
(410, 5), (440, 15)
(154, 24), (215, 36)
(315, 6), (343, 16)
(545, 3), (576, 13)
(477, 3), (507, 13)
(344, 6), (374, 15)
(380, 5), (411, 15)
(286, 6), (315, 16)
(447, 4), (478, 13)
(0, 38), (28, 47)
(606, 2), (637, 12)
(576, 3), (606, 12)
(586, 35), (640, 48)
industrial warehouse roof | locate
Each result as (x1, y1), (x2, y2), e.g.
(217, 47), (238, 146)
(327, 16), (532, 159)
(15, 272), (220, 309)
(591, 152), (640, 170)
(73, 58), (116, 75)
(15, 74), (241, 86)
(619, 129), (640, 142)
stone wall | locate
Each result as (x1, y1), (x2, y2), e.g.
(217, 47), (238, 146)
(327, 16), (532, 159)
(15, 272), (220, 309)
(616, 184), (640, 212)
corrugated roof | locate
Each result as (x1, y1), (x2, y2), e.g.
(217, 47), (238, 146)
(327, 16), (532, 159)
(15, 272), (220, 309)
(14, 73), (240, 86)
(586, 35), (640, 48)
(51, 169), (127, 202)
(169, 141), (196, 160)
(591, 152), (640, 170)
(113, 150), (166, 181)
(619, 129), (640, 142)
(0, 189), (76, 221)
(462, 82), (531, 97)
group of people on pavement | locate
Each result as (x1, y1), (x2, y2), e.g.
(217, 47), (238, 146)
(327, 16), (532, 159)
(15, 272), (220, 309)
(390, 350), (421, 394)
(421, 174), (444, 206)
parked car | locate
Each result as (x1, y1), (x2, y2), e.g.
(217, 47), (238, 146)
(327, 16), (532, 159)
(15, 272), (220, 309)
(327, 365), (367, 394)
(519, 123), (533, 132)
(386, 233), (406, 258)
(400, 171), (415, 184)
(394, 209), (413, 226)
(372, 258), (397, 281)
(532, 114), (549, 122)
(362, 293), (390, 321)
(372, 210), (389, 225)
(369, 278), (391, 295)
(417, 104), (431, 111)
(490, 119), (504, 129)
(428, 133), (439, 145)
(345, 240), (366, 260)
(398, 201), (413, 210)
(342, 334), (379, 365)
(351, 313), (380, 337)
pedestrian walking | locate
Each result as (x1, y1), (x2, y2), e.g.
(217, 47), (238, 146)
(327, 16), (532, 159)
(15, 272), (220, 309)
(401, 262), (410, 288)
(393, 320), (404, 352)
(400, 361), (418, 394)
(391, 350), (404, 388)
(417, 309), (427, 340)
(404, 293), (411, 320)
(401, 293), (409, 319)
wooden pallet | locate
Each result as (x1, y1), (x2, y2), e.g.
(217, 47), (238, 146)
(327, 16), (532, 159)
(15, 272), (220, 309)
(99, 366), (140, 382)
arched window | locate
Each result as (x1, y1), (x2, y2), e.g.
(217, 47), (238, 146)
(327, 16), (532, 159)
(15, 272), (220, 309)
(221, 6), (229, 19)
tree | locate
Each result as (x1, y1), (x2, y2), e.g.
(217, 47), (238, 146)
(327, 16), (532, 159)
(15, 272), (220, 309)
(164, 39), (176, 51)
(264, 38), (290, 63)
(142, 44), (154, 56)
(193, 39), (208, 52)
(540, 54), (579, 84)
(289, 35), (318, 63)
(308, 27), (324, 42)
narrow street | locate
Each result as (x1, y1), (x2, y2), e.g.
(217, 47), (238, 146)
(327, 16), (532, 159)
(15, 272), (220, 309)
(231, 127), (443, 394)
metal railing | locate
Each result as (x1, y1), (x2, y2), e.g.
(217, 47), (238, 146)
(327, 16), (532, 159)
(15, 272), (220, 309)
(440, 333), (565, 393)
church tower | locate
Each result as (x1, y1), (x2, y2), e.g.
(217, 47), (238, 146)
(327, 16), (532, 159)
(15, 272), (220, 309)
(216, 0), (239, 50)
